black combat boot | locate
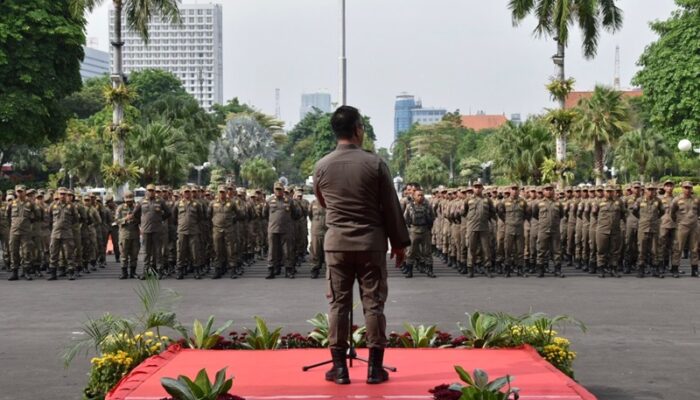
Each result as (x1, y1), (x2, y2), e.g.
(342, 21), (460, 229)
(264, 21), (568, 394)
(671, 265), (680, 278)
(194, 266), (202, 280)
(599, 265), (607, 278)
(487, 266), (494, 278)
(405, 263), (413, 278)
(588, 261), (597, 275)
(47, 268), (58, 281)
(21, 268), (33, 281)
(554, 265), (565, 278)
(311, 267), (321, 279)
(657, 264), (665, 279)
(504, 264), (511, 278)
(58, 267), (66, 277)
(212, 266), (222, 279)
(637, 264), (645, 278)
(285, 267), (295, 279)
(265, 267), (275, 279)
(8, 269), (18, 281)
(623, 262), (631, 275)
(692, 266), (699, 277)
(367, 348), (389, 384)
(119, 268), (128, 280)
(468, 266), (474, 278)
(68, 270), (76, 281)
(176, 268), (185, 280)
(426, 264), (436, 278)
(447, 257), (454, 268)
(325, 348), (350, 385)
(129, 266), (137, 279)
(614, 265), (622, 278)
(537, 264), (545, 278)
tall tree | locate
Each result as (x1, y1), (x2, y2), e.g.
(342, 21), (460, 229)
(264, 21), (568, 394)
(509, 0), (624, 162)
(573, 86), (631, 184)
(492, 120), (553, 184)
(240, 158), (277, 190)
(45, 119), (107, 187)
(0, 0), (85, 154)
(209, 115), (278, 180)
(70, 0), (181, 198)
(128, 121), (190, 185)
(614, 129), (671, 183)
(633, 0), (700, 147)
(405, 155), (449, 190)
(63, 75), (111, 119)
(129, 68), (188, 109)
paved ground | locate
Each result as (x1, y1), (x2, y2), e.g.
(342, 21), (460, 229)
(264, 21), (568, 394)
(0, 257), (698, 400)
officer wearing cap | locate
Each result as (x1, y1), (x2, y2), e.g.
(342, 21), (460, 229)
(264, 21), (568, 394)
(263, 181), (301, 279)
(308, 194), (328, 279)
(463, 182), (496, 277)
(82, 194), (102, 272)
(294, 189), (310, 266)
(593, 185), (626, 278)
(38, 190), (52, 272)
(209, 185), (239, 279)
(47, 188), (80, 280)
(631, 184), (664, 278)
(532, 184), (565, 277)
(670, 181), (700, 278)
(174, 186), (204, 279)
(659, 180), (676, 274)
(116, 191), (140, 279)
(25, 189), (42, 278)
(497, 184), (530, 277)
(6, 185), (39, 281)
(133, 183), (170, 278)
(404, 188), (436, 278)
(0, 190), (10, 270)
(623, 182), (642, 274)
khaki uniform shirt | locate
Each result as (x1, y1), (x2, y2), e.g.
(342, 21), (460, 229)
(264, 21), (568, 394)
(6, 199), (38, 235)
(632, 197), (664, 234)
(532, 198), (564, 233)
(264, 195), (299, 234)
(592, 198), (625, 234)
(49, 202), (79, 239)
(209, 199), (238, 232)
(497, 196), (530, 235)
(174, 199), (203, 235)
(115, 203), (140, 240)
(309, 200), (327, 237)
(464, 195), (495, 233)
(670, 195), (700, 228)
(134, 198), (170, 234)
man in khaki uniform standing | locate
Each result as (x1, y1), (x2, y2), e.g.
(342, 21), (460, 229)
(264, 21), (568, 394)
(174, 186), (203, 279)
(464, 182), (495, 278)
(532, 184), (565, 278)
(209, 185), (238, 279)
(115, 191), (140, 279)
(659, 180), (676, 274)
(631, 185), (664, 278)
(133, 184), (170, 278)
(314, 106), (410, 385)
(309, 198), (327, 279)
(497, 184), (529, 277)
(47, 188), (79, 280)
(404, 188), (436, 278)
(593, 185), (626, 278)
(623, 182), (642, 273)
(6, 185), (39, 281)
(264, 182), (300, 279)
(670, 181), (700, 278)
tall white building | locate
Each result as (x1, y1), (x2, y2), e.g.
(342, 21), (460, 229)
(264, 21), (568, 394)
(109, 3), (223, 111)
(300, 92), (332, 119)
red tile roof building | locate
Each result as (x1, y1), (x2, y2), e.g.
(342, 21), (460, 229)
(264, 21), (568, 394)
(564, 89), (643, 109)
(460, 114), (509, 131)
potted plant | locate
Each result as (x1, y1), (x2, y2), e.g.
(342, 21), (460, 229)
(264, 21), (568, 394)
(160, 367), (244, 400)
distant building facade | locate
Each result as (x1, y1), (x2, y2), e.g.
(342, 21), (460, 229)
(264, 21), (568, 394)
(394, 93), (446, 140)
(80, 47), (110, 80)
(300, 92), (332, 119)
(109, 3), (224, 111)
(460, 112), (509, 132)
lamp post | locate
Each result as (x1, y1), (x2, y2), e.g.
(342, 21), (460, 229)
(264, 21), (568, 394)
(194, 162), (210, 186)
(339, 0), (347, 106)
(678, 139), (700, 154)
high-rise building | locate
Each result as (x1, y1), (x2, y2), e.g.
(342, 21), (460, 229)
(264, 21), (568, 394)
(393, 93), (446, 140)
(300, 92), (332, 119)
(80, 47), (110, 80)
(109, 3), (223, 111)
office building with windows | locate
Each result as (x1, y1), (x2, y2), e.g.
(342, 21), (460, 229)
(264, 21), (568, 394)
(80, 47), (110, 80)
(394, 93), (446, 140)
(300, 92), (332, 119)
(109, 3), (223, 111)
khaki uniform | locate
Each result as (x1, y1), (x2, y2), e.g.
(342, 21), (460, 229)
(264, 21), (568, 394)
(404, 200), (435, 276)
(49, 201), (79, 275)
(82, 204), (101, 268)
(659, 194), (676, 270)
(174, 198), (204, 278)
(6, 198), (39, 276)
(497, 196), (529, 276)
(314, 143), (410, 352)
(631, 196), (663, 274)
(309, 200), (327, 274)
(209, 197), (239, 277)
(464, 194), (495, 275)
(0, 199), (10, 269)
(263, 194), (300, 277)
(565, 197), (579, 265)
(115, 202), (140, 276)
(624, 194), (641, 270)
(532, 197), (564, 274)
(133, 197), (170, 273)
(593, 197), (626, 274)
(670, 195), (700, 268)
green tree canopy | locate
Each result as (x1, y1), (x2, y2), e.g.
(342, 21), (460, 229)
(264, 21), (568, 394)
(63, 75), (110, 119)
(128, 69), (189, 109)
(405, 155), (449, 190)
(633, 0), (700, 146)
(45, 119), (108, 187)
(0, 0), (85, 148)
(128, 121), (191, 185)
(240, 157), (277, 191)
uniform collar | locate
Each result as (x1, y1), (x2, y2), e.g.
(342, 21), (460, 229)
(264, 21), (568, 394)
(335, 143), (359, 151)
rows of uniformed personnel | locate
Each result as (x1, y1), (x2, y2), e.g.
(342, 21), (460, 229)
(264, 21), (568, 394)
(0, 182), (327, 281)
(398, 180), (700, 279)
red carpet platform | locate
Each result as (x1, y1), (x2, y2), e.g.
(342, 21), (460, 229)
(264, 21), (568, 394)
(107, 345), (596, 400)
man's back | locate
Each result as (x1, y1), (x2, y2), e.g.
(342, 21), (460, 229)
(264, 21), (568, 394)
(314, 143), (408, 252)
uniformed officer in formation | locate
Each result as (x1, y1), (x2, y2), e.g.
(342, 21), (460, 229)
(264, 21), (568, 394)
(404, 188), (436, 278)
(264, 181), (302, 279)
(308, 197), (327, 279)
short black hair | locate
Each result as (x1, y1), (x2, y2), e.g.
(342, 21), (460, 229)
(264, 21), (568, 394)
(331, 105), (362, 140)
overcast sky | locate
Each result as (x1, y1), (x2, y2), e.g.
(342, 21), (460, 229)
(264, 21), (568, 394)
(85, 0), (678, 148)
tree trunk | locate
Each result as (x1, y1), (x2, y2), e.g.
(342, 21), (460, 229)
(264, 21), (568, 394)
(111, 0), (126, 199)
(594, 141), (604, 186)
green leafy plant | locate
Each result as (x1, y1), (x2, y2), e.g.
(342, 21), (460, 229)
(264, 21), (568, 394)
(453, 366), (519, 400)
(101, 162), (142, 188)
(546, 78), (576, 101)
(457, 312), (512, 349)
(241, 316), (282, 350)
(185, 316), (233, 350)
(104, 84), (136, 106)
(307, 313), (331, 347)
(399, 323), (438, 348)
(160, 367), (234, 400)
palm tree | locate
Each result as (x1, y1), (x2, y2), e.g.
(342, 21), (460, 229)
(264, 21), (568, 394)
(614, 129), (671, 183)
(70, 0), (181, 197)
(210, 115), (278, 175)
(410, 122), (460, 183)
(493, 120), (553, 184)
(574, 86), (631, 184)
(129, 121), (190, 185)
(509, 0), (624, 162)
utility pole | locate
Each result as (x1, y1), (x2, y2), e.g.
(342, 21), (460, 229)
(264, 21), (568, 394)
(614, 45), (621, 90)
(339, 0), (347, 106)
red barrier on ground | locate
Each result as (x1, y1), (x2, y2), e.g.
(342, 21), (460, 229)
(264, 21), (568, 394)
(107, 238), (114, 255)
(106, 345), (596, 400)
